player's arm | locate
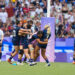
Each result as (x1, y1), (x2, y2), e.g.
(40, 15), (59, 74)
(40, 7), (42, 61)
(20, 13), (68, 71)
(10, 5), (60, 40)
(44, 38), (48, 42)
(36, 39), (48, 44)
(19, 29), (31, 34)
(18, 30), (30, 36)
(20, 29), (31, 33)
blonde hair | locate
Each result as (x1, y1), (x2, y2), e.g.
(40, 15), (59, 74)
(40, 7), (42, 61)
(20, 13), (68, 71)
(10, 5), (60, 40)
(44, 25), (51, 34)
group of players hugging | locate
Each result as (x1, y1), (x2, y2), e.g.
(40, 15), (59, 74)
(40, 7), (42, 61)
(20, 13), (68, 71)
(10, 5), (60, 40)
(0, 20), (75, 66)
(7, 20), (51, 66)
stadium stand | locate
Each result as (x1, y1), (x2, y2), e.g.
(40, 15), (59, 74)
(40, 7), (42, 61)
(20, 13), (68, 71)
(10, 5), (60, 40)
(0, 0), (75, 37)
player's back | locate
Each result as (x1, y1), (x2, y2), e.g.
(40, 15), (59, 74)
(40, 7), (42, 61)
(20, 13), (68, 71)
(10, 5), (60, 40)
(12, 26), (21, 39)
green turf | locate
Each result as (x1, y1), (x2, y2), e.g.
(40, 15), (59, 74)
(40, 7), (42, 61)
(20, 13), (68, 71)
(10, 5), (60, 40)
(0, 62), (75, 75)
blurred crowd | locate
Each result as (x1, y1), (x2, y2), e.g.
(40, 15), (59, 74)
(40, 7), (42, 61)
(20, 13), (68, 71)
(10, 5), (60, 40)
(51, 0), (75, 38)
(0, 0), (75, 38)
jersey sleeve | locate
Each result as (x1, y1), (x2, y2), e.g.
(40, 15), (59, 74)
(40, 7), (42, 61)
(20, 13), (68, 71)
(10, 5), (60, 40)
(43, 29), (51, 39)
(16, 27), (20, 32)
(29, 34), (38, 43)
(43, 29), (47, 39)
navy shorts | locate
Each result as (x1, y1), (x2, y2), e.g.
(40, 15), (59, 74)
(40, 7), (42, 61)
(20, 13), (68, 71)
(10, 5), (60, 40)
(37, 43), (47, 49)
(23, 40), (29, 49)
(19, 38), (24, 45)
(12, 38), (19, 46)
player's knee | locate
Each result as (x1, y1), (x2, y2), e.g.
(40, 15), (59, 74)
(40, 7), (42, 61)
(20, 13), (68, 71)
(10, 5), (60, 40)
(19, 50), (24, 55)
(25, 54), (29, 57)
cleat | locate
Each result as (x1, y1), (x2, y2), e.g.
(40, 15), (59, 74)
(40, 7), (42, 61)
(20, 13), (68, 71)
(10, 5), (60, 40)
(73, 61), (75, 64)
(32, 62), (37, 65)
(29, 63), (34, 66)
(46, 63), (51, 66)
(17, 62), (20, 65)
(29, 62), (37, 66)
(8, 59), (12, 64)
(20, 63), (24, 65)
(24, 61), (29, 63)
(29, 62), (34, 66)
(17, 62), (24, 65)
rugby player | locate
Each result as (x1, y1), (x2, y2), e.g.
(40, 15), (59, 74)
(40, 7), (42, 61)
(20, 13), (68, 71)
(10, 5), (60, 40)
(18, 20), (37, 66)
(29, 25), (51, 66)
(8, 21), (29, 64)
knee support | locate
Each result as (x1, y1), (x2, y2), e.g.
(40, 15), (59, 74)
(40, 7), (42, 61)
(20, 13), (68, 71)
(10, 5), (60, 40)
(19, 50), (24, 55)
(29, 47), (34, 51)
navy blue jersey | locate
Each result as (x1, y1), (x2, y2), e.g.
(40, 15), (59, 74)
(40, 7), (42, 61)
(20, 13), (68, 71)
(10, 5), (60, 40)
(12, 27), (21, 46)
(19, 27), (28, 45)
(29, 34), (38, 43)
(42, 29), (51, 40)
(13, 27), (21, 39)
(39, 29), (48, 42)
(29, 29), (51, 44)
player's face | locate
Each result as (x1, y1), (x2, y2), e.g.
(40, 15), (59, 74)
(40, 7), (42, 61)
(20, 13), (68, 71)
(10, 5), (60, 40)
(20, 22), (23, 27)
(18, 22), (23, 27)
(38, 34), (43, 38)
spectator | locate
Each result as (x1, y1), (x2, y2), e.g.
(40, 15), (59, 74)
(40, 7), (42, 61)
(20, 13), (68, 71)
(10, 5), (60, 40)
(0, 8), (8, 23)
(0, 0), (74, 38)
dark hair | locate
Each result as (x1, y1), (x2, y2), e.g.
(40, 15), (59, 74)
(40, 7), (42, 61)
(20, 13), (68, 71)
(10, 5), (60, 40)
(28, 20), (33, 24)
(37, 31), (43, 35)
(16, 21), (20, 25)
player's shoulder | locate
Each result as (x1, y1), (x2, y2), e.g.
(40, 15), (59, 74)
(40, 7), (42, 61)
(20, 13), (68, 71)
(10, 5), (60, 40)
(15, 27), (21, 30)
(43, 29), (47, 34)
(33, 34), (38, 38)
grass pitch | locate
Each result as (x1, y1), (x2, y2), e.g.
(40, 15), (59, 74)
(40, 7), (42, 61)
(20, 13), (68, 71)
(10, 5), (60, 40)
(0, 62), (75, 75)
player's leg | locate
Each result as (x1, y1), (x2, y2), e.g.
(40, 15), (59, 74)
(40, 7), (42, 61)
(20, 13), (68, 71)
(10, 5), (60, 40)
(41, 48), (50, 66)
(17, 51), (24, 65)
(17, 37), (25, 64)
(11, 46), (19, 57)
(34, 45), (40, 61)
(8, 46), (19, 64)
(0, 42), (2, 62)
(8, 38), (20, 64)
(28, 44), (35, 62)
(24, 49), (30, 60)
(23, 56), (27, 63)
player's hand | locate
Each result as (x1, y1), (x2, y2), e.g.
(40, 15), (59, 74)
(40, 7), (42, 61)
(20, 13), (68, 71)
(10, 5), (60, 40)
(44, 39), (48, 42)
(28, 29), (31, 32)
